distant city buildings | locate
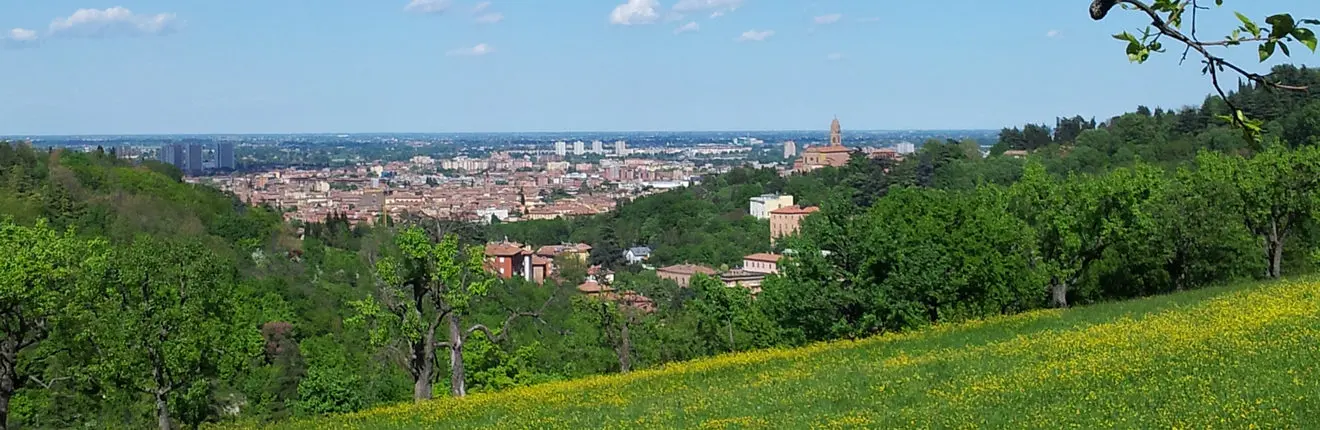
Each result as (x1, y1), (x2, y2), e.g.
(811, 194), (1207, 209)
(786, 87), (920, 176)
(614, 140), (628, 157)
(896, 141), (916, 155)
(783, 140), (797, 159)
(573, 140), (586, 156)
(158, 144), (184, 168)
(554, 141), (568, 157)
(216, 142), (236, 170)
(187, 144), (204, 174)
(591, 140), (604, 155)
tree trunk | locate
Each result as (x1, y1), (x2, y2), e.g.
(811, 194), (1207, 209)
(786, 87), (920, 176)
(411, 325), (437, 402)
(154, 389), (171, 430)
(617, 320), (631, 374)
(0, 341), (14, 430)
(149, 351), (172, 430)
(1050, 282), (1068, 308)
(447, 313), (467, 398)
(726, 320), (735, 351)
(1267, 233), (1285, 279)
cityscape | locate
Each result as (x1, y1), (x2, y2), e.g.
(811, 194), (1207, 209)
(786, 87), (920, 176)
(11, 120), (992, 226)
(3, 1), (1316, 428)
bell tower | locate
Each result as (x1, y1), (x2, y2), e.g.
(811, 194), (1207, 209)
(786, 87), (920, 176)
(829, 117), (842, 146)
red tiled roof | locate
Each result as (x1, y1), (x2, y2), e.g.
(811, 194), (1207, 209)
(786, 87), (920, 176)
(743, 253), (782, 263)
(770, 205), (820, 215)
(485, 243), (526, 257)
(657, 264), (720, 276)
(808, 145), (853, 154)
(577, 280), (615, 294)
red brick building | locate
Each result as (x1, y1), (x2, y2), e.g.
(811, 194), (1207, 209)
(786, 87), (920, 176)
(770, 205), (819, 244)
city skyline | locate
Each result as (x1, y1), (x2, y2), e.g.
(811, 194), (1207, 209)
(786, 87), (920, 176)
(1, 1), (1316, 135)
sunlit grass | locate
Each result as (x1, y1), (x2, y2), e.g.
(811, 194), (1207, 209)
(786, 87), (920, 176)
(256, 278), (1320, 429)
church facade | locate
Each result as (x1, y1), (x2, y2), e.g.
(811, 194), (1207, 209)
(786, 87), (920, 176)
(793, 117), (853, 172)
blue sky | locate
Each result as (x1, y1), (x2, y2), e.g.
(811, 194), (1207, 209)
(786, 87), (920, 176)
(0, 0), (1316, 135)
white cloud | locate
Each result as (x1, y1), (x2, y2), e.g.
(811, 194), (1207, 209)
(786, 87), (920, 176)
(472, 1), (491, 13)
(476, 12), (504, 24)
(814, 13), (842, 25)
(673, 0), (743, 13)
(448, 43), (492, 56)
(7, 28), (38, 42)
(405, 0), (451, 14)
(856, 17), (880, 23)
(826, 52), (844, 61)
(48, 7), (179, 38)
(1046, 29), (1061, 38)
(709, 11), (725, 18)
(736, 29), (773, 42)
(610, 0), (661, 25)
(674, 21), (700, 34)
(2, 28), (39, 48)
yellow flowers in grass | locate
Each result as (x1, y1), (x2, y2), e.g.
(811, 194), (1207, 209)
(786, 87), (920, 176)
(264, 278), (1320, 429)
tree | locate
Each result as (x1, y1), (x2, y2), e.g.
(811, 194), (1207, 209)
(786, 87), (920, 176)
(572, 296), (639, 373)
(87, 235), (260, 430)
(1009, 161), (1163, 307)
(349, 227), (550, 400)
(0, 219), (104, 430)
(1195, 146), (1320, 278)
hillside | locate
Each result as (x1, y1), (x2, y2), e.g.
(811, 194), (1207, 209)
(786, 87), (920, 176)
(261, 277), (1320, 429)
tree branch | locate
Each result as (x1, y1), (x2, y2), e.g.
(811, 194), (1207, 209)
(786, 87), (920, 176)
(467, 294), (557, 343)
(1111, 0), (1308, 92)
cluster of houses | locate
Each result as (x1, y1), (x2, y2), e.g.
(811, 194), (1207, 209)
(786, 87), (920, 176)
(479, 193), (818, 314)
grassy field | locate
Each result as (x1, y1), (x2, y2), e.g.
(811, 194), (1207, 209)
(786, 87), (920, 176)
(267, 278), (1320, 429)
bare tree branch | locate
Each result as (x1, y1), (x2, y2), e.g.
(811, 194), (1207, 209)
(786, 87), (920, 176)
(467, 294), (557, 343)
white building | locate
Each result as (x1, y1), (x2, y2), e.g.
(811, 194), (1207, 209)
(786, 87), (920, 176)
(554, 141), (567, 157)
(573, 140), (586, 156)
(749, 194), (794, 220)
(614, 140), (628, 157)
(476, 208), (510, 224)
(783, 140), (797, 159)
(591, 140), (605, 154)
(896, 141), (916, 155)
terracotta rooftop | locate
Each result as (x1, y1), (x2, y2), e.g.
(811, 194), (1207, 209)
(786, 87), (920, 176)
(577, 280), (615, 294)
(657, 264), (720, 276)
(743, 253), (783, 263)
(808, 145), (853, 154)
(484, 242), (527, 257)
(770, 205), (821, 215)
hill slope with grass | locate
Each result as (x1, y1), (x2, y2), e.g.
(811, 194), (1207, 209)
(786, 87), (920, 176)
(260, 278), (1320, 429)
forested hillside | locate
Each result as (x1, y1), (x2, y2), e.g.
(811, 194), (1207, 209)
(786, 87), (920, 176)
(3, 65), (1320, 429)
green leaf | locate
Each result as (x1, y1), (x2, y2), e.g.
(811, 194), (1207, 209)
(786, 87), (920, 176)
(1294, 28), (1318, 51)
(1237, 12), (1262, 37)
(1260, 40), (1277, 61)
(1278, 41), (1291, 57)
(1267, 14), (1296, 39)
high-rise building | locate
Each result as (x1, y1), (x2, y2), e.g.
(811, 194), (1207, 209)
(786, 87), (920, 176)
(572, 140), (586, 156)
(554, 140), (568, 157)
(783, 140), (797, 159)
(614, 140), (628, 157)
(895, 141), (916, 155)
(186, 144), (204, 174)
(158, 144), (184, 169)
(216, 142), (236, 170)
(591, 140), (604, 154)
